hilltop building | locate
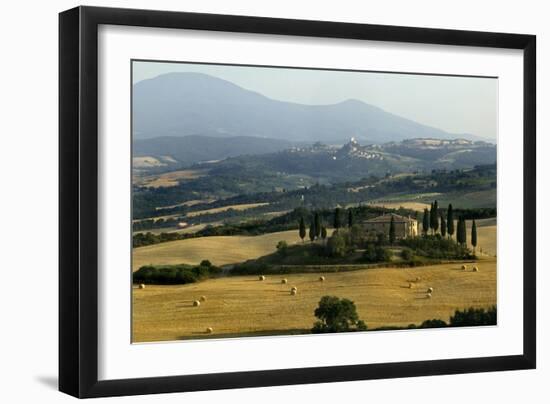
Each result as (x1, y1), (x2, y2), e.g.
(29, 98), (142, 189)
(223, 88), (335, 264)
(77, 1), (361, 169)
(362, 213), (418, 239)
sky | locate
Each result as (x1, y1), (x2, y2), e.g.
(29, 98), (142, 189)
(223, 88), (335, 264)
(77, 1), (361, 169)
(133, 60), (498, 141)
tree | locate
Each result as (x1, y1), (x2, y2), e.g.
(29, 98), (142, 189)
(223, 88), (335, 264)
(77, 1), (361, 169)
(457, 216), (467, 247)
(333, 208), (341, 230)
(321, 226), (328, 241)
(389, 215), (396, 245)
(299, 217), (306, 242)
(326, 232), (347, 257)
(314, 212), (321, 239)
(422, 208), (430, 236)
(433, 200), (439, 234)
(348, 209), (354, 228)
(440, 214), (447, 238)
(447, 204), (454, 239)
(309, 221), (315, 242)
(311, 296), (367, 333)
(471, 219), (478, 254)
(276, 240), (288, 256)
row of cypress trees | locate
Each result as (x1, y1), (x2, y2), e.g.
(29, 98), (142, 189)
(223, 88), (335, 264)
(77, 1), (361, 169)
(422, 201), (478, 252)
(299, 212), (328, 242)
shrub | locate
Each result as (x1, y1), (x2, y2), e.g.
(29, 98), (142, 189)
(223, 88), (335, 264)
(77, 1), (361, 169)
(200, 259), (212, 267)
(276, 240), (289, 256)
(399, 235), (472, 259)
(375, 246), (391, 262)
(450, 306), (497, 327)
(311, 296), (367, 333)
(133, 262), (221, 285)
(420, 319), (447, 328)
(401, 248), (413, 260)
(362, 244), (377, 262)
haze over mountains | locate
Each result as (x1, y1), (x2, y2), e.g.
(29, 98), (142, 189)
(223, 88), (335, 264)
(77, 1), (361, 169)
(133, 72), (491, 144)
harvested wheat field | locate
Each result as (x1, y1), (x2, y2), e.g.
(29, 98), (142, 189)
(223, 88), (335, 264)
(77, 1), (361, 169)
(132, 229), (302, 271)
(185, 202), (269, 217)
(132, 258), (496, 342)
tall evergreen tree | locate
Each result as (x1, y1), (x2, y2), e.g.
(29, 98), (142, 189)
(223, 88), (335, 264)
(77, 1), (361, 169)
(429, 202), (435, 234)
(348, 209), (354, 228)
(334, 208), (341, 230)
(422, 208), (430, 236)
(432, 200), (439, 233)
(309, 221), (315, 242)
(440, 214), (447, 238)
(389, 215), (396, 245)
(314, 212), (321, 239)
(321, 226), (327, 241)
(299, 217), (306, 242)
(471, 219), (478, 254)
(447, 204), (454, 239)
(457, 216), (467, 246)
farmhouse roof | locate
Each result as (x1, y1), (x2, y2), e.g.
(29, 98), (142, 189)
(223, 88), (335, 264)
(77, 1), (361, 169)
(363, 213), (416, 224)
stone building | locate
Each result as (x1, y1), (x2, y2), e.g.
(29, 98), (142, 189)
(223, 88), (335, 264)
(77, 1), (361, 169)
(362, 213), (418, 239)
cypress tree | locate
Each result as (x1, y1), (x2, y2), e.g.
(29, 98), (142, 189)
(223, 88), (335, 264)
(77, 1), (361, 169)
(457, 216), (467, 246)
(348, 209), (354, 228)
(299, 217), (306, 242)
(334, 208), (341, 230)
(309, 221), (315, 242)
(389, 215), (396, 245)
(440, 214), (446, 238)
(314, 212), (321, 239)
(422, 208), (430, 236)
(432, 200), (439, 234)
(321, 226), (327, 241)
(447, 204), (454, 239)
(429, 202), (435, 234)
(471, 219), (478, 254)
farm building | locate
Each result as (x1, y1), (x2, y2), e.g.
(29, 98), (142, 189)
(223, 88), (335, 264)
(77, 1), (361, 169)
(362, 213), (418, 239)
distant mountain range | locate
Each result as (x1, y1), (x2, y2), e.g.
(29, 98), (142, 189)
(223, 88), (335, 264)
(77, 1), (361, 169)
(132, 72), (492, 144)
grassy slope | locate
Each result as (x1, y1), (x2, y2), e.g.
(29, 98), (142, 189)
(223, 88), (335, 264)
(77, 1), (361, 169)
(133, 258), (496, 342)
(132, 229), (303, 271)
(132, 219), (496, 270)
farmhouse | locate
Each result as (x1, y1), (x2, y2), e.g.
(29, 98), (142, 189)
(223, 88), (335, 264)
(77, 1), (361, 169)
(362, 213), (418, 239)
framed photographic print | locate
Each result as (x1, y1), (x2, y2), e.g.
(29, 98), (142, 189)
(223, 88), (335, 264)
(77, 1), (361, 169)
(59, 6), (536, 398)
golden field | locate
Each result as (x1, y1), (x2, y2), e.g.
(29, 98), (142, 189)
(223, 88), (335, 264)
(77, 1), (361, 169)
(132, 258), (496, 342)
(132, 229), (303, 271)
(185, 202), (269, 217)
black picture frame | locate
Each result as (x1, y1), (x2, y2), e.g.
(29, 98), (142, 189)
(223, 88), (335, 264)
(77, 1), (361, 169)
(59, 6), (536, 398)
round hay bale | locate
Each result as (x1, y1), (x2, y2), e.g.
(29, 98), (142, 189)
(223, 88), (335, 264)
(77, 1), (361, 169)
(259, 275), (266, 281)
(281, 278), (288, 284)
(473, 266), (479, 272)
(426, 293), (432, 299)
(427, 287), (434, 293)
(461, 264), (467, 270)
(290, 289), (297, 296)
(408, 283), (413, 289)
(319, 276), (325, 282)
(193, 300), (201, 307)
(200, 295), (207, 302)
(206, 327), (213, 334)
(291, 286), (298, 292)
(138, 283), (145, 289)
